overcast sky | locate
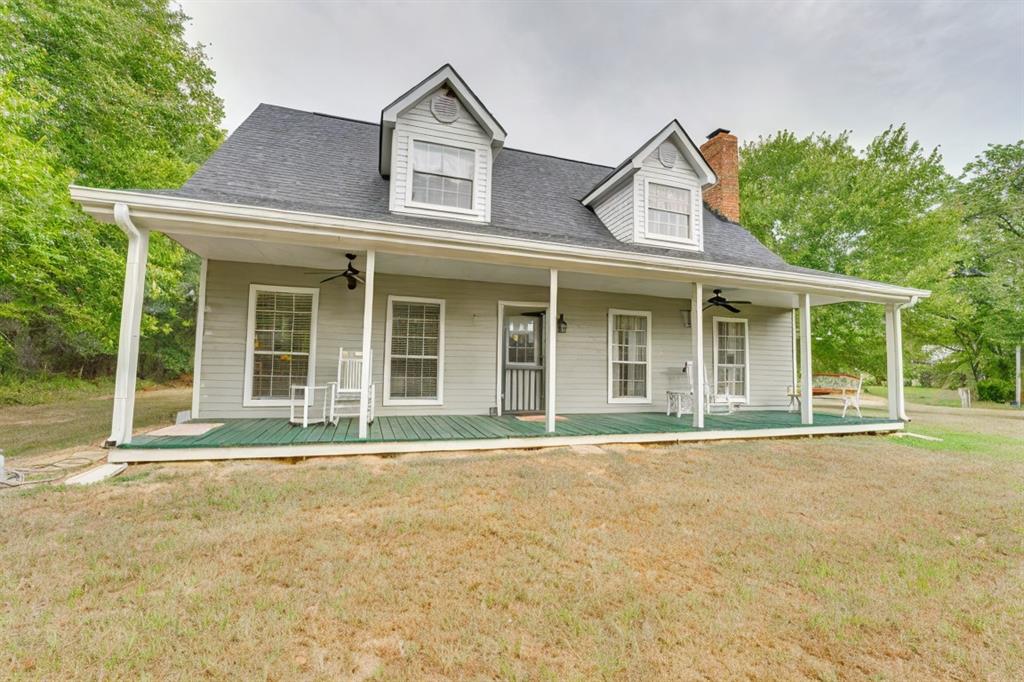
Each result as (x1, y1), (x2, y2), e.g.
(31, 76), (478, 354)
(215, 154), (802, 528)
(178, 0), (1023, 174)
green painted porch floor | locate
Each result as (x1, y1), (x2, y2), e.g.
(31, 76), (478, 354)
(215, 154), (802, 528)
(124, 411), (900, 450)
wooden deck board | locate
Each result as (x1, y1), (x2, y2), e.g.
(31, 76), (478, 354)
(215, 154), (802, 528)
(125, 411), (900, 450)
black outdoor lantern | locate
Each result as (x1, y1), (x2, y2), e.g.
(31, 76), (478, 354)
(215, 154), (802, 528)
(557, 313), (568, 334)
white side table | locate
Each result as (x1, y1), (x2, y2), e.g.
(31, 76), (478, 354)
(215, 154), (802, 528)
(290, 384), (328, 427)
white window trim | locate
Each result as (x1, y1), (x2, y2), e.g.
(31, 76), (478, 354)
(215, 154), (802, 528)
(637, 177), (701, 249)
(243, 284), (319, 408)
(712, 316), (751, 404)
(607, 308), (653, 404)
(384, 294), (446, 406)
(403, 134), (480, 216)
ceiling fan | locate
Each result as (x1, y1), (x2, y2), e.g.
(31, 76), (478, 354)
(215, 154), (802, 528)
(308, 253), (365, 290)
(703, 289), (751, 313)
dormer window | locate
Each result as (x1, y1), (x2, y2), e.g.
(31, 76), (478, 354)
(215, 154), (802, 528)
(411, 140), (475, 210)
(646, 182), (692, 241)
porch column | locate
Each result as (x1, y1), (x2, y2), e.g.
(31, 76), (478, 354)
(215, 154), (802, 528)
(691, 282), (704, 428)
(885, 303), (907, 420)
(108, 203), (150, 446)
(358, 250), (376, 439)
(546, 269), (558, 433)
(799, 293), (813, 425)
(190, 257), (209, 419)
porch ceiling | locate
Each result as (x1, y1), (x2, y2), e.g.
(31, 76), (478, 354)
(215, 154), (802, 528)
(170, 233), (838, 308)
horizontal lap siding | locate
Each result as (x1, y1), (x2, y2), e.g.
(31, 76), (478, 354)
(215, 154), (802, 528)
(372, 275), (539, 415)
(592, 182), (634, 242)
(390, 91), (491, 222)
(703, 308), (795, 410)
(197, 261), (364, 419)
(637, 148), (703, 247)
(197, 262), (795, 418)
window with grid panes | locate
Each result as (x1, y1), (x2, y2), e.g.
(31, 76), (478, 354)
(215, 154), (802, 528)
(411, 140), (474, 209)
(715, 319), (748, 399)
(609, 311), (651, 400)
(250, 290), (314, 399)
(647, 183), (691, 240)
(388, 299), (443, 400)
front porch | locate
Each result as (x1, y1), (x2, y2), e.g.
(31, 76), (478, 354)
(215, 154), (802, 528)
(114, 410), (903, 462)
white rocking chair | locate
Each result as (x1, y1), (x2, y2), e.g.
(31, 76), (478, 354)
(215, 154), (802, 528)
(702, 366), (742, 415)
(326, 348), (375, 425)
(666, 363), (741, 417)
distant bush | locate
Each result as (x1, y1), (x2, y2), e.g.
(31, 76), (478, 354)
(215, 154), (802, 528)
(976, 378), (1014, 404)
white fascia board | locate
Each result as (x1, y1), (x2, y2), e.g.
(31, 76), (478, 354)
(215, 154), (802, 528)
(380, 64), (506, 176)
(68, 185), (931, 304)
(583, 121), (717, 207)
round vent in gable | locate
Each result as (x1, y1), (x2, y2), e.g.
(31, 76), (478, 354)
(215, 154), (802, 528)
(430, 91), (459, 123)
(658, 142), (678, 168)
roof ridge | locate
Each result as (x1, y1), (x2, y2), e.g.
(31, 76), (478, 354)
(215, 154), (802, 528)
(502, 146), (613, 170)
(252, 103), (614, 171)
(255, 103), (380, 127)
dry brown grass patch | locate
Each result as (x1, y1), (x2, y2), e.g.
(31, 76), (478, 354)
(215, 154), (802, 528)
(2, 413), (1022, 679)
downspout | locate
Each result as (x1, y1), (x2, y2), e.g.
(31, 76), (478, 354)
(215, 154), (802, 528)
(894, 295), (920, 422)
(107, 203), (149, 446)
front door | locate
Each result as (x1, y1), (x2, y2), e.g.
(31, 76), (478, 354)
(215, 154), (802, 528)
(502, 310), (545, 414)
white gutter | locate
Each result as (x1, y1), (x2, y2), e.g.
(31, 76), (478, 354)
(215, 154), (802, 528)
(108, 203), (149, 446)
(70, 186), (930, 304)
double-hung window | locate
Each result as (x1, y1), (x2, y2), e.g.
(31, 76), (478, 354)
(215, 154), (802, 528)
(713, 318), (749, 401)
(411, 140), (475, 210)
(646, 182), (692, 241)
(244, 285), (318, 405)
(385, 296), (445, 405)
(608, 309), (652, 403)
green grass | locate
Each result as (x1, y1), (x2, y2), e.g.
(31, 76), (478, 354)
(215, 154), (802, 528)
(0, 385), (190, 458)
(889, 417), (1024, 461)
(865, 384), (1014, 410)
(1, 374), (116, 406)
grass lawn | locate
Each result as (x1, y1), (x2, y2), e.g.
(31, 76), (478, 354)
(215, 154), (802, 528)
(0, 385), (190, 458)
(864, 384), (1014, 410)
(2, 406), (1021, 679)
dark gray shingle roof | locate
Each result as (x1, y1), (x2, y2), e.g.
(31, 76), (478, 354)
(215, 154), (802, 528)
(167, 104), (865, 281)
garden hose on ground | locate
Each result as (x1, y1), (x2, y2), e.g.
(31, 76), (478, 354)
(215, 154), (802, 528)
(0, 451), (107, 488)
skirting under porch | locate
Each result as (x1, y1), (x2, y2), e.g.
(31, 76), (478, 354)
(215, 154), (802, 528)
(114, 411), (904, 463)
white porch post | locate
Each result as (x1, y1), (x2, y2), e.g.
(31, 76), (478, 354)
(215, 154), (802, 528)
(799, 293), (813, 425)
(884, 303), (907, 420)
(358, 250), (376, 439)
(108, 203), (150, 446)
(691, 282), (704, 428)
(190, 257), (208, 419)
(546, 269), (558, 433)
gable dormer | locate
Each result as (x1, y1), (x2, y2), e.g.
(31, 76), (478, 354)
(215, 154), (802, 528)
(583, 121), (716, 252)
(380, 65), (506, 223)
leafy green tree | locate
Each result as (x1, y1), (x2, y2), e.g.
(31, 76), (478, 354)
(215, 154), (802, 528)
(919, 142), (1024, 388)
(739, 126), (959, 380)
(0, 0), (223, 377)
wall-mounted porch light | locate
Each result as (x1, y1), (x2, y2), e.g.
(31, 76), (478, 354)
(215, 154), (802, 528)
(557, 313), (568, 334)
(680, 303), (692, 328)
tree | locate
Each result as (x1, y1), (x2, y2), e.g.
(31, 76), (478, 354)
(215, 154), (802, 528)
(0, 0), (223, 377)
(739, 126), (959, 380)
(920, 142), (1024, 389)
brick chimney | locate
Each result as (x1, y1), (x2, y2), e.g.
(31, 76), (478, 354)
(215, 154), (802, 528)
(700, 128), (740, 223)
